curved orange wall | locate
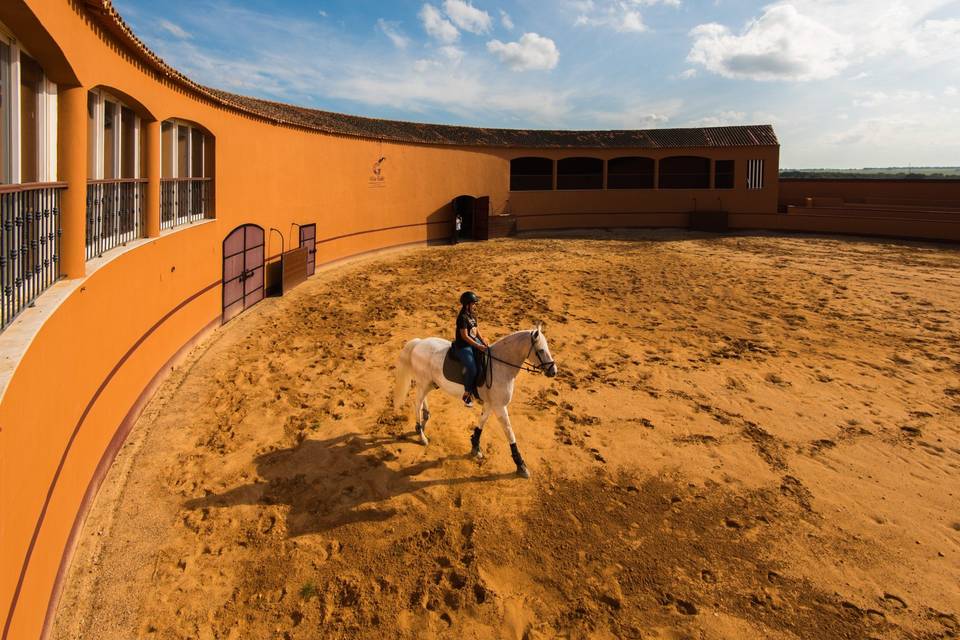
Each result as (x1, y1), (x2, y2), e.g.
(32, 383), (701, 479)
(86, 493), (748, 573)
(0, 3), (782, 639)
(0, 4), (513, 639)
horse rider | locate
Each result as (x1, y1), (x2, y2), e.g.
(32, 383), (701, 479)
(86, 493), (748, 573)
(455, 291), (487, 407)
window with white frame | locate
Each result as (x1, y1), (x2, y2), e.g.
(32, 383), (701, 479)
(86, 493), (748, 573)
(747, 159), (765, 190)
(160, 119), (211, 229)
(86, 89), (141, 180)
(85, 89), (145, 259)
(0, 27), (58, 185)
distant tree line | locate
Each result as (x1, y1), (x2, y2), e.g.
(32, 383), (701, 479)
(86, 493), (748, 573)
(780, 169), (960, 180)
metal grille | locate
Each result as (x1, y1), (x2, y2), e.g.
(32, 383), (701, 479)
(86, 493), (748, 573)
(1, 183), (65, 331)
(161, 178), (211, 230)
(747, 159), (765, 190)
(85, 179), (146, 260)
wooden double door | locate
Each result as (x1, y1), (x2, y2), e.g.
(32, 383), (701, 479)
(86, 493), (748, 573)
(222, 224), (265, 323)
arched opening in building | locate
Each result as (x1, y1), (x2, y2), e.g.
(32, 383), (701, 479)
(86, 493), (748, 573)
(85, 87), (154, 259)
(510, 157), (552, 191)
(607, 156), (655, 189)
(659, 156), (710, 189)
(161, 118), (214, 230)
(0, 25), (69, 330)
(557, 157), (603, 190)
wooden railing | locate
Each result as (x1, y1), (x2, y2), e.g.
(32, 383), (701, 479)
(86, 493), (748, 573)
(1, 182), (67, 330)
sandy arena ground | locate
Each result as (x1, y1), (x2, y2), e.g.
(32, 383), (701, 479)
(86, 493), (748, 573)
(54, 231), (960, 639)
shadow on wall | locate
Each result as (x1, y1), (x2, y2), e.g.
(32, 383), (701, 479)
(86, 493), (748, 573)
(183, 433), (515, 536)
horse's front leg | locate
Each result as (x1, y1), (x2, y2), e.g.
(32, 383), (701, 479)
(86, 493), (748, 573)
(494, 405), (529, 478)
(471, 406), (492, 459)
(414, 386), (430, 446)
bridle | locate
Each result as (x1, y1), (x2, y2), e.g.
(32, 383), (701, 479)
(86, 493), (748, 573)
(486, 331), (555, 375)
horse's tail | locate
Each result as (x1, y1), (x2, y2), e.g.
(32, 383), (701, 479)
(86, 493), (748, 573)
(394, 339), (419, 409)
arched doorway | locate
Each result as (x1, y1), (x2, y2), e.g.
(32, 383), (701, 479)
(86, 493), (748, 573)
(451, 195), (489, 242)
(222, 224), (265, 323)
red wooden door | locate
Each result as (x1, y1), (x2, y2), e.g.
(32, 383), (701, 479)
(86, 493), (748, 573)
(222, 224), (265, 323)
(472, 196), (489, 241)
(299, 223), (317, 276)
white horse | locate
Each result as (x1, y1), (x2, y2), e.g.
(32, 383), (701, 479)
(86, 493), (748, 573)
(394, 327), (557, 478)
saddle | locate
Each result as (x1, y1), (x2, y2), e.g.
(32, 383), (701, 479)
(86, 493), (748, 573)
(443, 347), (489, 387)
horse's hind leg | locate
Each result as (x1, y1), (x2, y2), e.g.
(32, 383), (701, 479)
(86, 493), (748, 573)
(471, 406), (492, 459)
(414, 385), (430, 446)
(494, 406), (529, 478)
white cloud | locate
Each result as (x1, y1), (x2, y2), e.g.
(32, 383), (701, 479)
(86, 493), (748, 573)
(420, 3), (459, 43)
(678, 68), (697, 79)
(157, 19), (190, 39)
(574, 0), (680, 33)
(945, 86), (959, 97)
(688, 1), (960, 82)
(852, 90), (933, 109)
(443, 0), (493, 34)
(376, 19), (410, 49)
(500, 9), (515, 30)
(487, 32), (560, 71)
(687, 5), (851, 81)
(687, 110), (747, 127)
(586, 99), (683, 128)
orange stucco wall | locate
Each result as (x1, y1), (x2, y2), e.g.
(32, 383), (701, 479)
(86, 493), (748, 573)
(0, 3), (785, 639)
(779, 178), (960, 208)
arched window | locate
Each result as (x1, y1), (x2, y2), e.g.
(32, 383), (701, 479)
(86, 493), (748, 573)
(659, 156), (710, 189)
(0, 33), (63, 330)
(161, 119), (213, 230)
(557, 157), (602, 190)
(607, 156), (654, 189)
(510, 157), (552, 191)
(86, 89), (147, 259)
(0, 40), (57, 185)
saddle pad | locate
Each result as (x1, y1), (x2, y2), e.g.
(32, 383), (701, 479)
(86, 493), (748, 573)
(442, 348), (487, 386)
(442, 350), (465, 385)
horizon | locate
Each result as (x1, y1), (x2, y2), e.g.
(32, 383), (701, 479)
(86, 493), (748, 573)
(113, 0), (960, 168)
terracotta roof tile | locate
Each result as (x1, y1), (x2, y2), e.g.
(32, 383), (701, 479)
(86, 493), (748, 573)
(85, 1), (779, 150)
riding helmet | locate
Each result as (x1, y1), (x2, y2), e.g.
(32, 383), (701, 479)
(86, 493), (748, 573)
(460, 291), (479, 305)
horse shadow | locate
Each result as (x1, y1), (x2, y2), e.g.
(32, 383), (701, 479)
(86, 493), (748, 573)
(184, 432), (514, 536)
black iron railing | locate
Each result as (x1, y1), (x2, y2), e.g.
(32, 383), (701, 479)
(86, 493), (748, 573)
(161, 177), (211, 230)
(85, 179), (146, 260)
(1, 182), (66, 331)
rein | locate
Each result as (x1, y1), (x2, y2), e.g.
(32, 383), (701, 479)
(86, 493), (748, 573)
(484, 331), (554, 376)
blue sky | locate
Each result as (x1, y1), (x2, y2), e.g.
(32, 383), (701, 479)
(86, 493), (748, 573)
(114, 0), (960, 168)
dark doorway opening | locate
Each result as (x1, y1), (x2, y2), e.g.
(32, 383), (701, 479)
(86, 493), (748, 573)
(451, 195), (490, 242)
(452, 195), (474, 242)
(222, 224), (265, 324)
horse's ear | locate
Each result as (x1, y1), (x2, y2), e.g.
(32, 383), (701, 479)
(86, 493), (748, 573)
(533, 323), (542, 338)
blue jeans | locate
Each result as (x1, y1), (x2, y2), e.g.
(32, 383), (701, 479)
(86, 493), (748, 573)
(455, 345), (478, 396)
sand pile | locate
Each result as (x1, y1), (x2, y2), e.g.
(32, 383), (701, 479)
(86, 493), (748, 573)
(55, 231), (959, 639)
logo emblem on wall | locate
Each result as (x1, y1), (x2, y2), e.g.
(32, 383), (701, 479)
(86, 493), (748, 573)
(369, 156), (386, 188)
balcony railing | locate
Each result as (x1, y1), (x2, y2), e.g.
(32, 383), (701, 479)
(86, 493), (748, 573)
(161, 177), (212, 230)
(1, 182), (66, 331)
(86, 179), (147, 260)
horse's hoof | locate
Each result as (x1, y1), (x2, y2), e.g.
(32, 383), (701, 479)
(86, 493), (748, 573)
(416, 425), (429, 446)
(470, 446), (483, 459)
(516, 464), (530, 479)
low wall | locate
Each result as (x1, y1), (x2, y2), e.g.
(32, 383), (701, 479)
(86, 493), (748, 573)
(779, 179), (960, 208)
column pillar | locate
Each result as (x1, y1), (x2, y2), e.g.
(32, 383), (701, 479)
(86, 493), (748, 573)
(653, 157), (660, 189)
(144, 119), (161, 237)
(57, 86), (87, 279)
